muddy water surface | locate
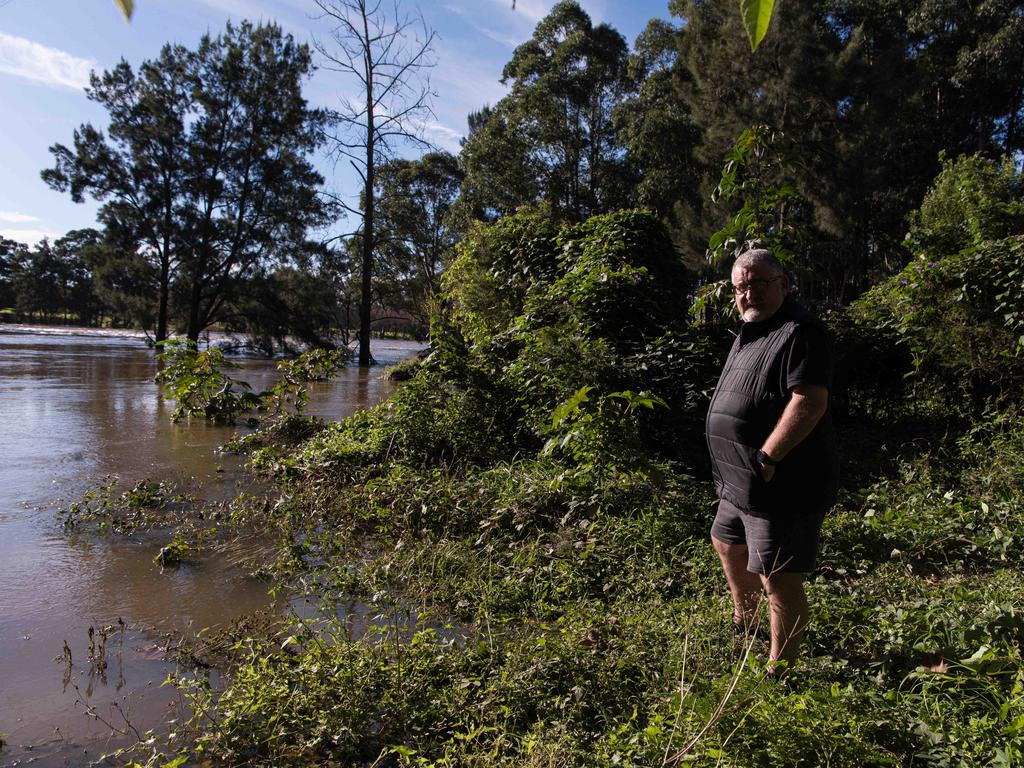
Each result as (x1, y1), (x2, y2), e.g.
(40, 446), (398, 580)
(0, 329), (420, 766)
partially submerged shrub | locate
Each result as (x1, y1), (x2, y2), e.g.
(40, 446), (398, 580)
(156, 341), (349, 424)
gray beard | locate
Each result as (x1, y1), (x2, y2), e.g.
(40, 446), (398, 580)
(741, 307), (772, 323)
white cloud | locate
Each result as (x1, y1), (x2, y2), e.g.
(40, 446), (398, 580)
(0, 211), (42, 225)
(410, 118), (464, 153)
(442, 3), (523, 47)
(0, 227), (62, 246)
(0, 32), (96, 91)
(434, 53), (509, 108)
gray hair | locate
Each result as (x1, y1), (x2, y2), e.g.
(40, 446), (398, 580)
(733, 247), (784, 276)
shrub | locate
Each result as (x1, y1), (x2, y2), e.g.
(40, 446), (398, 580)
(442, 204), (561, 347)
(854, 154), (1024, 409)
(532, 209), (691, 350)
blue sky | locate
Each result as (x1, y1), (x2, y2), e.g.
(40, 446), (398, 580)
(0, 0), (676, 246)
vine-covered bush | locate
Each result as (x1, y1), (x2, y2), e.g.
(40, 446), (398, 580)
(303, 208), (717, 476)
(441, 204), (561, 347)
(854, 154), (1024, 409)
(536, 209), (690, 348)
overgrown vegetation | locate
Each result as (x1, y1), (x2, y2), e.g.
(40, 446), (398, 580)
(67, 155), (1024, 767)
(155, 341), (349, 424)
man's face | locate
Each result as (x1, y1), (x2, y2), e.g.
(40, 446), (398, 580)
(731, 262), (789, 323)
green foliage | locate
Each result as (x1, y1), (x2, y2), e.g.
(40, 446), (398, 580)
(672, 0), (1024, 303)
(540, 386), (668, 475)
(542, 209), (689, 347)
(374, 151), (464, 333)
(739, 0), (777, 52)
(706, 125), (803, 268)
(457, 1), (634, 223)
(907, 154), (1024, 258)
(43, 21), (331, 343)
(442, 204), (561, 347)
(291, 367), (515, 479)
(156, 341), (348, 424)
(156, 340), (261, 423)
(382, 355), (422, 382)
(58, 476), (185, 534)
(263, 348), (349, 416)
(855, 154), (1024, 407)
(613, 19), (700, 225)
(87, 391), (1024, 768)
(154, 535), (191, 567)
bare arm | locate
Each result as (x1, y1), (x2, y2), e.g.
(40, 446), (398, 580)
(759, 384), (829, 481)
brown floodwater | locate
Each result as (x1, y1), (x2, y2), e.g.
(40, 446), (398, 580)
(0, 328), (421, 767)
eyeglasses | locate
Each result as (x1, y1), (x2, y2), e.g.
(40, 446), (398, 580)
(732, 276), (782, 295)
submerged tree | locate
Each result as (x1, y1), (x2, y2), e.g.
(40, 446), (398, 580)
(44, 22), (332, 343)
(313, 0), (437, 366)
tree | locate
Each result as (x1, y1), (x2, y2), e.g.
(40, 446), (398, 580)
(173, 24), (331, 342)
(83, 225), (159, 330)
(669, 0), (1024, 300)
(613, 18), (701, 249)
(9, 240), (65, 321)
(222, 243), (355, 353)
(44, 22), (332, 343)
(43, 43), (190, 342)
(375, 151), (463, 333)
(313, 0), (437, 366)
(459, 1), (634, 224)
(51, 228), (103, 324)
(0, 238), (29, 311)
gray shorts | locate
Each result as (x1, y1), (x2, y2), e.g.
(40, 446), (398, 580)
(710, 499), (826, 574)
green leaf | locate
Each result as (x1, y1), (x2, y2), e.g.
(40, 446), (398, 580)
(113, 0), (134, 20)
(740, 0), (775, 51)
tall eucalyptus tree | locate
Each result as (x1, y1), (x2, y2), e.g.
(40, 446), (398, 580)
(459, 1), (634, 223)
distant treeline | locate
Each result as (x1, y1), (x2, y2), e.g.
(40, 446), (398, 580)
(0, 231), (422, 349)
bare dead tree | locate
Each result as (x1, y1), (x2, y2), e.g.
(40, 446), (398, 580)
(313, 0), (437, 366)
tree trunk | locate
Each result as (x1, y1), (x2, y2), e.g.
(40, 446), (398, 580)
(358, 34), (375, 367)
(186, 259), (205, 343)
(156, 250), (170, 344)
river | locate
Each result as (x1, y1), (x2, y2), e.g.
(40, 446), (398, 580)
(0, 328), (421, 767)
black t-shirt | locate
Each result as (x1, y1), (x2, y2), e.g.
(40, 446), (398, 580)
(785, 323), (832, 393)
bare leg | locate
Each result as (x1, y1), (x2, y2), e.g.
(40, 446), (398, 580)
(712, 537), (763, 629)
(760, 571), (808, 666)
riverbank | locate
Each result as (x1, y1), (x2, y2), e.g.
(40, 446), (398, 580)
(18, 206), (1024, 766)
(121, 208), (1024, 766)
(87, 377), (1024, 767)
(0, 334), (420, 767)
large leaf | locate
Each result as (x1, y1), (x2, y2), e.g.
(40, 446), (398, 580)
(740, 0), (775, 51)
(113, 0), (134, 21)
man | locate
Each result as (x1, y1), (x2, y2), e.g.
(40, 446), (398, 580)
(705, 248), (838, 673)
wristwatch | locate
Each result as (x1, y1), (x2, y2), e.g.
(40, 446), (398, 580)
(755, 449), (779, 466)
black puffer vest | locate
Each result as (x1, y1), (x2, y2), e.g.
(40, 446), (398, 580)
(706, 298), (838, 517)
